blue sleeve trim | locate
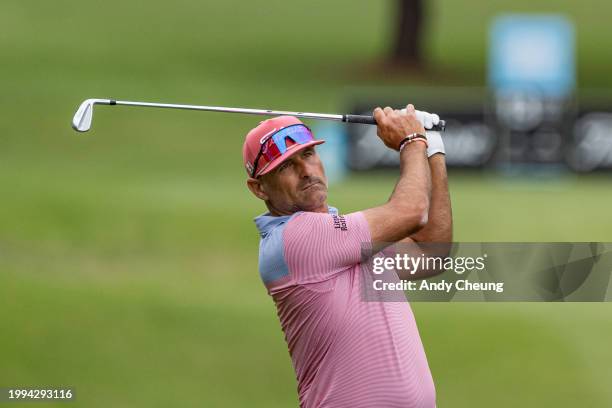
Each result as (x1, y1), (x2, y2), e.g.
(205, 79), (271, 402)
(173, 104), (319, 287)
(258, 221), (290, 284)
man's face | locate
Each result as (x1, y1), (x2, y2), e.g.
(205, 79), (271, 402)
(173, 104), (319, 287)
(249, 146), (328, 214)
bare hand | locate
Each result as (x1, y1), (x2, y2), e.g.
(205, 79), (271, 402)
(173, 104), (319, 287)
(373, 104), (427, 151)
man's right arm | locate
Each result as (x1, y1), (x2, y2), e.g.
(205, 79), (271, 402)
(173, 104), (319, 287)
(362, 105), (432, 244)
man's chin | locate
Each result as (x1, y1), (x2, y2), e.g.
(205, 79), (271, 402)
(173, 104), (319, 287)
(298, 189), (328, 212)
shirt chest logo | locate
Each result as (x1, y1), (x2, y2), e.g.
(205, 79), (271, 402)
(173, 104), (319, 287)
(332, 214), (347, 231)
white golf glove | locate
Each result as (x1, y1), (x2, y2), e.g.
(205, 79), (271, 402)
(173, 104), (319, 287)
(401, 108), (445, 157)
(425, 131), (445, 157)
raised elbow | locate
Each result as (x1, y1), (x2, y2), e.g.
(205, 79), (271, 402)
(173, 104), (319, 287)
(398, 198), (429, 235)
(413, 202), (429, 231)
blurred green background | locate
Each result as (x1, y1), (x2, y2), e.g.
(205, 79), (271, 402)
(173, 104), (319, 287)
(1, 0), (612, 407)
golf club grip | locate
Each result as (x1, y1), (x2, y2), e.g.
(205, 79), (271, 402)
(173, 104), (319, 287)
(344, 114), (377, 125)
(344, 114), (446, 131)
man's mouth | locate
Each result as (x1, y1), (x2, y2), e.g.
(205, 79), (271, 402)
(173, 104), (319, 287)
(301, 181), (322, 191)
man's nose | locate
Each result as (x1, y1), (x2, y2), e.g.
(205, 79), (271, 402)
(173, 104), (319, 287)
(294, 156), (314, 177)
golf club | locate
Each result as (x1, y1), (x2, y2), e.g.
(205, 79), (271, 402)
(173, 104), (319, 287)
(72, 98), (446, 132)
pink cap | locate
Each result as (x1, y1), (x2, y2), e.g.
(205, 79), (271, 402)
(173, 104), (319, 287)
(242, 116), (324, 178)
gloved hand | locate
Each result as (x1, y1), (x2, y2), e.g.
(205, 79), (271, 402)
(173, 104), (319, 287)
(401, 109), (445, 157)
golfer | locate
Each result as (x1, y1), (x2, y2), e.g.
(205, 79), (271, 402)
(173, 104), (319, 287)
(243, 104), (452, 408)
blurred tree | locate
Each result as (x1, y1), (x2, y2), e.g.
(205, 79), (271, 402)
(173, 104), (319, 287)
(391, 0), (425, 68)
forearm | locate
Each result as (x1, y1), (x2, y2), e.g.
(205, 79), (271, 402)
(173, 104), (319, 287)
(394, 156), (451, 280)
(363, 105), (433, 244)
(392, 143), (431, 207)
(410, 154), (452, 243)
(387, 142), (432, 233)
(393, 153), (452, 280)
(364, 142), (431, 244)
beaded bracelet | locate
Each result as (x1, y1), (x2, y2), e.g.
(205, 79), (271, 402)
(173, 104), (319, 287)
(398, 133), (428, 153)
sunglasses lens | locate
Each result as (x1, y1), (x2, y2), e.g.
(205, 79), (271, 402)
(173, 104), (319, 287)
(252, 125), (315, 176)
(261, 139), (281, 161)
(271, 125), (313, 153)
(286, 127), (313, 144)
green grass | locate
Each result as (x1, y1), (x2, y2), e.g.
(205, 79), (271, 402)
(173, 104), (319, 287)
(2, 0), (612, 406)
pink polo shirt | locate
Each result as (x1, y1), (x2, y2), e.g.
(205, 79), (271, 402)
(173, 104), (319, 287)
(254, 207), (435, 408)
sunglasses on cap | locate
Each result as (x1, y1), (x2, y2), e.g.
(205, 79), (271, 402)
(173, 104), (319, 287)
(250, 124), (315, 178)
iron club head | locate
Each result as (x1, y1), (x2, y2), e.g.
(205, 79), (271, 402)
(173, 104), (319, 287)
(71, 99), (112, 132)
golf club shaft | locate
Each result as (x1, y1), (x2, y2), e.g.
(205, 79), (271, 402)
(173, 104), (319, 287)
(105, 99), (446, 131)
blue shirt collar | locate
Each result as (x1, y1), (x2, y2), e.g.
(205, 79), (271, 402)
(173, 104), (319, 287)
(254, 206), (338, 237)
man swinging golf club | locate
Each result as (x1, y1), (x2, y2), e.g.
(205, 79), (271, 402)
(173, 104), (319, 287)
(244, 104), (452, 408)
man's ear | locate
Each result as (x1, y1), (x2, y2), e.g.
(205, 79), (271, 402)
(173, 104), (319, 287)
(246, 177), (269, 201)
